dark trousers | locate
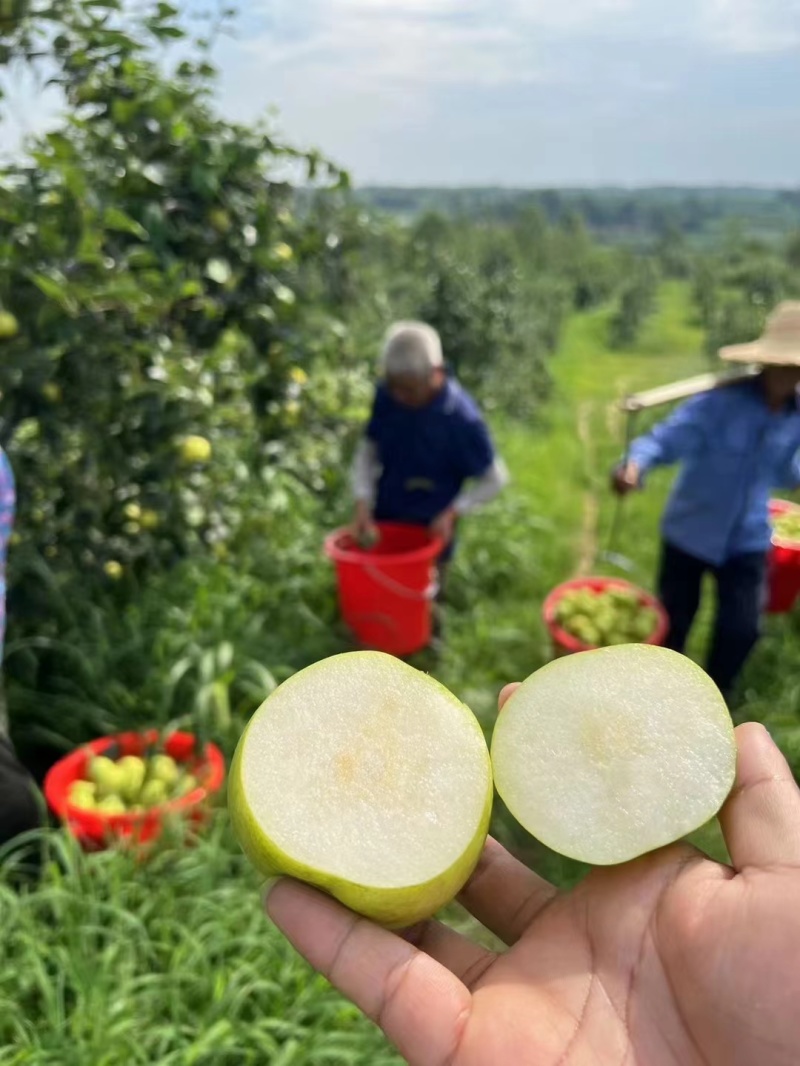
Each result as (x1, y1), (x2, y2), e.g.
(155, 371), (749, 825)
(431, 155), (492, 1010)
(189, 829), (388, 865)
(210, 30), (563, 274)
(658, 540), (766, 697)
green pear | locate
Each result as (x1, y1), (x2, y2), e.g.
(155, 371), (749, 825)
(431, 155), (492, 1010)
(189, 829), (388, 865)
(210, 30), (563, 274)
(178, 435), (212, 464)
(0, 311), (19, 340)
(228, 651), (492, 928)
(605, 631), (631, 646)
(117, 755), (147, 803)
(140, 779), (169, 809)
(592, 607), (616, 635)
(68, 780), (97, 810)
(572, 591), (598, 614)
(566, 615), (601, 647)
(96, 795), (127, 816)
(773, 512), (800, 543)
(88, 755), (126, 799)
(174, 773), (198, 798)
(491, 646), (736, 866)
(605, 587), (640, 611)
(148, 754), (180, 789)
(630, 608), (659, 641)
(554, 595), (581, 624)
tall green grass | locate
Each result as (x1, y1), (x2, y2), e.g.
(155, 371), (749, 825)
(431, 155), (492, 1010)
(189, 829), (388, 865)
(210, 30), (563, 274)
(0, 825), (399, 1066)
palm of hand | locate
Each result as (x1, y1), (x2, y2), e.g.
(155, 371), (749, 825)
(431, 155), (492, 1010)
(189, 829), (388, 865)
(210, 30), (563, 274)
(267, 704), (800, 1066)
(455, 843), (799, 1065)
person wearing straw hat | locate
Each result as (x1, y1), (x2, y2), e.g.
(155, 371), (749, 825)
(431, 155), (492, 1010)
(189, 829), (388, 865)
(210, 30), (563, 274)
(351, 322), (508, 601)
(613, 301), (800, 700)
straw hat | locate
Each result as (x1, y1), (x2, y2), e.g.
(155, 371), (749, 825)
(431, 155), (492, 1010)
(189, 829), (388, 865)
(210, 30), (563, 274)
(720, 301), (800, 367)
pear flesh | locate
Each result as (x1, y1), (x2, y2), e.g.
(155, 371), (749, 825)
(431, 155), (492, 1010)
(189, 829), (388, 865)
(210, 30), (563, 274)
(491, 645), (737, 866)
(229, 652), (492, 927)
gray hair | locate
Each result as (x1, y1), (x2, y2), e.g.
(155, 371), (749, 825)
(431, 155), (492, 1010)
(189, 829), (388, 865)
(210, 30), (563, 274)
(380, 322), (444, 379)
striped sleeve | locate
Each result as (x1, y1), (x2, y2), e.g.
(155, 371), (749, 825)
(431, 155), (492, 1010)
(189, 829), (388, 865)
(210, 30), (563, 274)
(0, 449), (15, 657)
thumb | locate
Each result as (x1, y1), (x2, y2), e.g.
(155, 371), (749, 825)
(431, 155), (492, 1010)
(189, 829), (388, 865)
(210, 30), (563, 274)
(719, 723), (800, 871)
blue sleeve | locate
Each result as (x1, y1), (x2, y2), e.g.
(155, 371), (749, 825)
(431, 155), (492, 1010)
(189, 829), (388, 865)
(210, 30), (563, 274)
(458, 415), (495, 480)
(627, 393), (714, 474)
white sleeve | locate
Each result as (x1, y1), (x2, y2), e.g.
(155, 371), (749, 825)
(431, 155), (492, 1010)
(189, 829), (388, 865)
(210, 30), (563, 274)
(351, 439), (381, 504)
(452, 458), (509, 516)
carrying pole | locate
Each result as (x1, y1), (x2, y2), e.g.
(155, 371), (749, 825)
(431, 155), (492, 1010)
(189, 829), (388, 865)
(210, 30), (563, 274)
(619, 366), (758, 414)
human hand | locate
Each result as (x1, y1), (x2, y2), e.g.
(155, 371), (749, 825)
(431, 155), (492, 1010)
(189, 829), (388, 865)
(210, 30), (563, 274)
(265, 684), (800, 1066)
(611, 461), (641, 496)
(430, 507), (457, 546)
(352, 501), (379, 548)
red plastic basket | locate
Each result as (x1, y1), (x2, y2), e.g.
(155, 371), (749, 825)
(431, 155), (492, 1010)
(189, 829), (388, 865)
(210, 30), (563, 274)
(767, 499), (800, 614)
(543, 576), (669, 657)
(43, 730), (226, 852)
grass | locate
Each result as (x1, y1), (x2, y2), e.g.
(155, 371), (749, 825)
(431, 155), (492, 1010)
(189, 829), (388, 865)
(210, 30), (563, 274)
(3, 280), (800, 1062)
(0, 828), (397, 1066)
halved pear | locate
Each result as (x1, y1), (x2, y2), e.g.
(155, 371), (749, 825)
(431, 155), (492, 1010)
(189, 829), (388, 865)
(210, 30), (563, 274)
(229, 651), (492, 927)
(491, 645), (736, 866)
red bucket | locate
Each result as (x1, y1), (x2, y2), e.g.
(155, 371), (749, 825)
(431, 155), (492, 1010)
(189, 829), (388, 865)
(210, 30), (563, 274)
(43, 730), (226, 852)
(767, 499), (800, 615)
(325, 522), (443, 657)
(543, 576), (669, 657)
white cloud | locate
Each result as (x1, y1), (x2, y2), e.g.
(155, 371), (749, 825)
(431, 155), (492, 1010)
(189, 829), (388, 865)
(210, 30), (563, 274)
(240, 0), (647, 91)
(241, 0), (800, 111)
(242, 4), (550, 89)
(216, 0), (800, 184)
(702, 0), (800, 53)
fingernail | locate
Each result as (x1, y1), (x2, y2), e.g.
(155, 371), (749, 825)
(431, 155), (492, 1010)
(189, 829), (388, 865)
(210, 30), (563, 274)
(261, 877), (282, 911)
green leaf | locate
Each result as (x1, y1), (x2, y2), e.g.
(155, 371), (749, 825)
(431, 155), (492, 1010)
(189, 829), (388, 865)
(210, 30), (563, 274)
(141, 164), (166, 186)
(215, 641), (234, 673)
(111, 98), (139, 125)
(28, 272), (78, 315)
(103, 207), (147, 240)
(205, 258), (232, 285)
(274, 284), (295, 306)
(150, 25), (185, 40)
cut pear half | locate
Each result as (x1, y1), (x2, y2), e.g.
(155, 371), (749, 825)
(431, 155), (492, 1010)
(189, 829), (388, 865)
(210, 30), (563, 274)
(491, 645), (737, 866)
(229, 651), (492, 927)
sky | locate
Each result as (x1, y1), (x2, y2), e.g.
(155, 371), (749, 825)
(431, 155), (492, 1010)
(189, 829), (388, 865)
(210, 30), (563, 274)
(4, 0), (800, 186)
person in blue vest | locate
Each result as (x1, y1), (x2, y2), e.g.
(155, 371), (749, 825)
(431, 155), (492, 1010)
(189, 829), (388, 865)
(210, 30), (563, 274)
(351, 321), (508, 586)
(612, 301), (800, 700)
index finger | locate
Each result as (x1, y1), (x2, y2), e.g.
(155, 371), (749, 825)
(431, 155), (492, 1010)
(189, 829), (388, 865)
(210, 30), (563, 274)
(266, 880), (471, 1066)
(498, 683), (520, 711)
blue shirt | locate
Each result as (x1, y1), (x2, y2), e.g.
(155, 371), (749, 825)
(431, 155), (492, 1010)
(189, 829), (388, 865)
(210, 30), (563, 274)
(628, 379), (800, 566)
(367, 378), (495, 524)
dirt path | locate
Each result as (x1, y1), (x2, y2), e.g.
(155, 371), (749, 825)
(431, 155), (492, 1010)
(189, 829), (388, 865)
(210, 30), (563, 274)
(575, 401), (599, 576)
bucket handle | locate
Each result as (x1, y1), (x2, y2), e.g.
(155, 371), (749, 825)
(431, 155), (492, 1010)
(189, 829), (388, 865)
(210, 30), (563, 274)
(363, 564), (439, 602)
